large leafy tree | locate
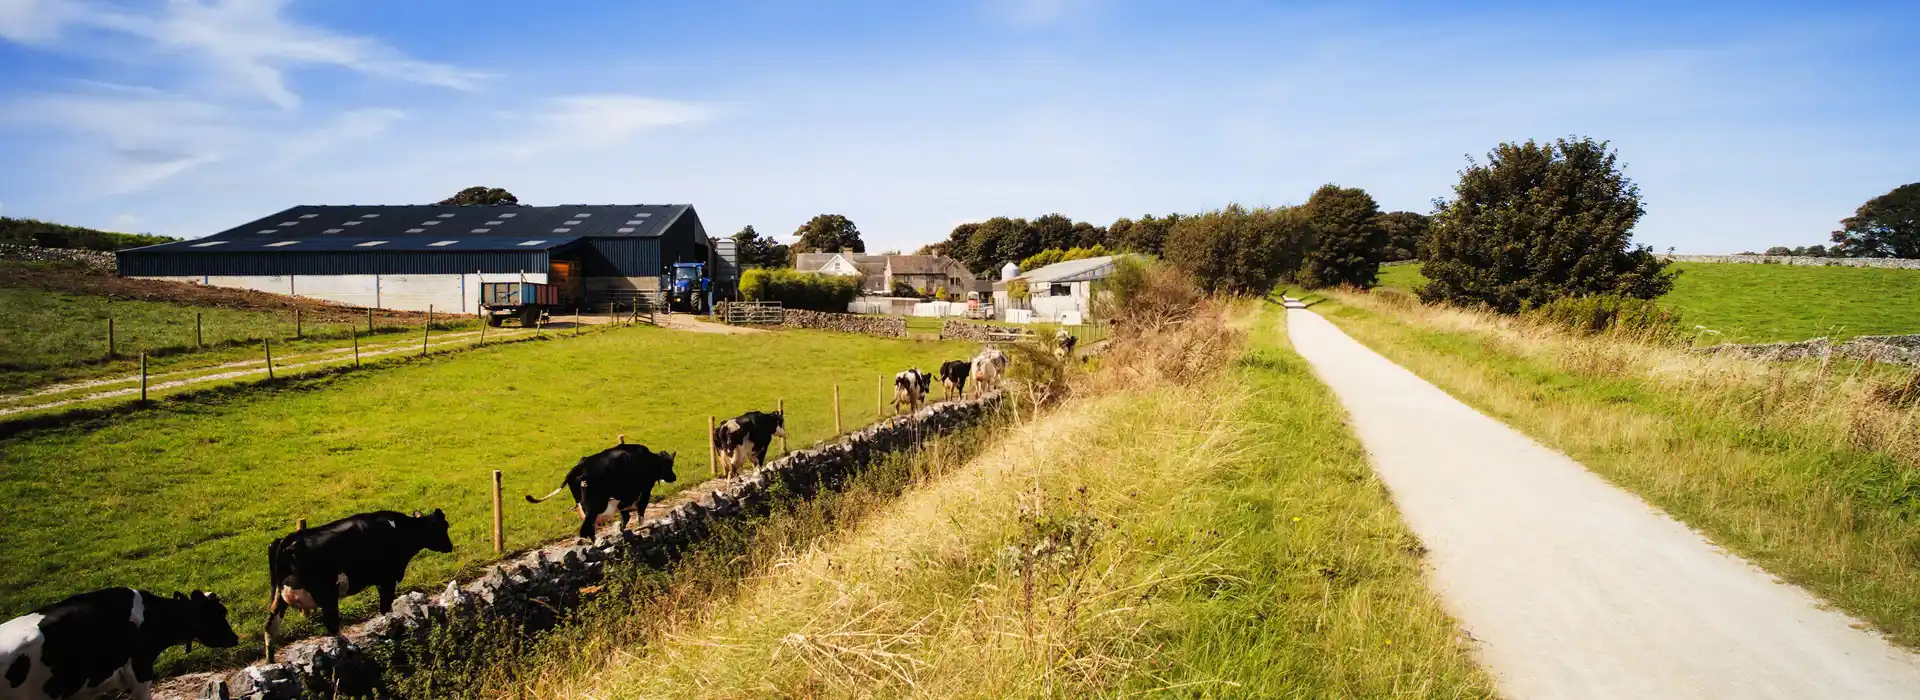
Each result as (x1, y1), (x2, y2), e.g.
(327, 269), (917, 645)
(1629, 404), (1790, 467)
(438, 186), (519, 205)
(1377, 211), (1430, 262)
(1831, 183), (1920, 258)
(1109, 214), (1178, 257)
(730, 225), (791, 268)
(1297, 184), (1387, 288)
(1164, 204), (1308, 294)
(1422, 137), (1674, 313)
(791, 214), (865, 254)
(938, 215), (1110, 273)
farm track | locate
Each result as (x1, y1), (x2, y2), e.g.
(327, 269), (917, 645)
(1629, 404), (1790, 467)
(0, 327), (537, 416)
(1284, 299), (1920, 699)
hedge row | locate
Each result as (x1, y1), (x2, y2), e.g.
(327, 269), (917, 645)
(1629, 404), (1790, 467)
(740, 269), (861, 311)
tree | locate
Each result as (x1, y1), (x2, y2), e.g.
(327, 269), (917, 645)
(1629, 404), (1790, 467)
(1377, 211), (1430, 262)
(730, 225), (790, 269)
(438, 186), (519, 206)
(1799, 245), (1828, 257)
(1020, 244), (1111, 272)
(1764, 246), (1794, 256)
(1422, 137), (1674, 313)
(1164, 204), (1308, 294)
(1831, 183), (1920, 258)
(791, 214), (865, 254)
(1297, 184), (1387, 288)
(1111, 214), (1177, 257)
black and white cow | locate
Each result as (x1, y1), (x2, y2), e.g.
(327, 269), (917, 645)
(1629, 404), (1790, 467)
(714, 411), (785, 479)
(893, 369), (931, 414)
(1, 588), (238, 700)
(526, 440), (678, 540)
(265, 509), (454, 641)
(1053, 329), (1078, 359)
(937, 360), (972, 398)
(971, 348), (1009, 390)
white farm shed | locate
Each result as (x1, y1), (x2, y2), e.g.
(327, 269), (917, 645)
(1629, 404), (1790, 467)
(992, 255), (1119, 324)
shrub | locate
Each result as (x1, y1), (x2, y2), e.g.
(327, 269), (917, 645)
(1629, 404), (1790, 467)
(1297, 184), (1387, 289)
(1421, 137), (1676, 313)
(1523, 294), (1683, 341)
(739, 269), (861, 311)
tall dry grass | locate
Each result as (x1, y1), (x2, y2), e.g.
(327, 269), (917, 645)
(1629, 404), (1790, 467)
(1320, 288), (1920, 646)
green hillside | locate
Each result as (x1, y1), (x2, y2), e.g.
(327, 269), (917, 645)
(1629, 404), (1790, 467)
(1372, 262), (1920, 343)
(0, 216), (178, 250)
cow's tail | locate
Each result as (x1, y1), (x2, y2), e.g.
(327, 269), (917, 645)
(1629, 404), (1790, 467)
(525, 484), (568, 503)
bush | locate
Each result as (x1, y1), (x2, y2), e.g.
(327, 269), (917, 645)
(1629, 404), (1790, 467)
(739, 269), (862, 311)
(1297, 184), (1387, 289)
(1523, 294), (1683, 341)
(1421, 137), (1676, 313)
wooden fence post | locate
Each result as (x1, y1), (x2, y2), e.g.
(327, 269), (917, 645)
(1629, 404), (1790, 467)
(608, 303), (616, 327)
(139, 352), (148, 402)
(295, 309), (302, 339)
(352, 330), (361, 368)
(879, 374), (886, 416)
(575, 308), (581, 336)
(777, 398), (788, 454)
(707, 415), (718, 478)
(367, 308), (374, 334)
(421, 305), (432, 357)
(195, 312), (203, 349)
(480, 316), (488, 345)
(492, 470), (504, 555)
(833, 384), (842, 435)
(264, 339), (274, 380)
(107, 317), (116, 359)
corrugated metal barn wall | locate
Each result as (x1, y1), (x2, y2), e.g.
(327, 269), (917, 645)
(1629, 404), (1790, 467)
(656, 214), (709, 268)
(117, 250), (553, 277)
(583, 238), (662, 277)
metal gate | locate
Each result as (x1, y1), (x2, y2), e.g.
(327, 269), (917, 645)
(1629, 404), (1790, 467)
(724, 301), (784, 325)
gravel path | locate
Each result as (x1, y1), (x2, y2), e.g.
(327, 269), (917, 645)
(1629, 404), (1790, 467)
(1283, 300), (1920, 699)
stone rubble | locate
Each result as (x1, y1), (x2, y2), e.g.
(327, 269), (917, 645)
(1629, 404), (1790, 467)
(777, 308), (907, 337)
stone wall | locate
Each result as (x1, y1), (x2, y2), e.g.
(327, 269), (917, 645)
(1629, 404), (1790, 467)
(0, 244), (117, 272)
(176, 392), (1004, 699)
(940, 319), (997, 342)
(1660, 254), (1920, 270)
(779, 308), (906, 338)
(1700, 334), (1920, 367)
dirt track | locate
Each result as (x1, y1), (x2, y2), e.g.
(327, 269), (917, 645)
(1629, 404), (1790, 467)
(1283, 299), (1920, 699)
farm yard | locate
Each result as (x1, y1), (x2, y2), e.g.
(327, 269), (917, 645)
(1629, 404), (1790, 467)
(1376, 261), (1920, 342)
(0, 321), (972, 673)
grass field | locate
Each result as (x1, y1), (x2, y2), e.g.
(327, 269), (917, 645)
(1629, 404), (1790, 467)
(1373, 261), (1920, 342)
(0, 324), (972, 672)
(474, 303), (1492, 697)
(1311, 290), (1920, 648)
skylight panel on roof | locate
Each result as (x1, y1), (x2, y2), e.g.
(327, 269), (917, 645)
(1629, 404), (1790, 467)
(471, 228), (490, 233)
(437, 213), (455, 218)
(634, 212), (651, 217)
(429, 240), (457, 247)
(278, 222), (298, 227)
(361, 214), (379, 219)
(517, 240), (546, 246)
(406, 228), (426, 234)
(356, 241), (389, 247)
(423, 220), (441, 226)
(617, 227), (635, 233)
(299, 214), (317, 219)
(266, 241), (299, 247)
(573, 213), (591, 217)
(626, 220), (644, 225)
(485, 221), (502, 226)
(500, 213), (517, 218)
(343, 221), (362, 226)
(323, 228), (343, 234)
(553, 228), (570, 233)
(257, 229), (277, 234)
(191, 241), (227, 247)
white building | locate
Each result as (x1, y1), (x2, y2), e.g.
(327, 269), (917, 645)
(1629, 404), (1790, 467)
(991, 255), (1119, 324)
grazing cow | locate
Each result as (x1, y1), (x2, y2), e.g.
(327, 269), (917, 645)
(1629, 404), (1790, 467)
(1, 588), (238, 700)
(893, 369), (931, 413)
(938, 360), (972, 398)
(1053, 329), (1079, 359)
(714, 410), (785, 479)
(265, 510), (454, 639)
(971, 348), (1009, 390)
(527, 440), (678, 540)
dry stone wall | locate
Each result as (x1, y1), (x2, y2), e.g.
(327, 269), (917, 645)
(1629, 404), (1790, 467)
(0, 244), (117, 272)
(778, 309), (906, 337)
(940, 319), (997, 341)
(171, 392), (1004, 700)
(1661, 254), (1920, 270)
(1700, 335), (1920, 367)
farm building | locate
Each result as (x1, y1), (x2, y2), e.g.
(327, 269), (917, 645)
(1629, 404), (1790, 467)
(993, 255), (1119, 324)
(794, 252), (978, 297)
(117, 204), (712, 312)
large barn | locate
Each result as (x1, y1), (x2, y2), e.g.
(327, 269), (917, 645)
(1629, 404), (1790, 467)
(117, 204), (711, 312)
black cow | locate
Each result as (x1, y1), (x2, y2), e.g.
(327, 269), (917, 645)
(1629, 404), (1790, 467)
(714, 411), (785, 479)
(0, 588), (238, 700)
(893, 369), (931, 414)
(938, 360), (971, 398)
(265, 509), (454, 640)
(526, 440), (678, 540)
(1053, 329), (1079, 359)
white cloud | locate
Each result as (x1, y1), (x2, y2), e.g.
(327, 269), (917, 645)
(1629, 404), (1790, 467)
(0, 0), (76, 42)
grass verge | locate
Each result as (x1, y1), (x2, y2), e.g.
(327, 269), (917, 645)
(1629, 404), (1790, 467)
(456, 303), (1492, 698)
(1310, 289), (1920, 648)
(0, 324), (971, 673)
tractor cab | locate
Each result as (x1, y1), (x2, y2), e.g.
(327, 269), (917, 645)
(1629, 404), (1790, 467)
(667, 262), (711, 313)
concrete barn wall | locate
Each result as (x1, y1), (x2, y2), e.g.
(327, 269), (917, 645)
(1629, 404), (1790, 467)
(172, 392), (1006, 700)
(132, 273), (550, 313)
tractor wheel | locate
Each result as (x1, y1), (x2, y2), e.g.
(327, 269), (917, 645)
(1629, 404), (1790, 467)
(486, 315), (504, 328)
(520, 308), (539, 327)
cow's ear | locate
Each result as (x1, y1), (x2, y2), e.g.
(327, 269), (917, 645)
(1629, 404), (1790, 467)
(431, 508), (446, 520)
(191, 591), (207, 602)
(173, 592), (187, 601)
(412, 509), (423, 518)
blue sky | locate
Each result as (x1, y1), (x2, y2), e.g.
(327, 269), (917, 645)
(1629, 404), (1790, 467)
(0, 0), (1914, 254)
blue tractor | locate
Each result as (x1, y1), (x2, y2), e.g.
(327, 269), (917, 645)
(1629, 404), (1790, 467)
(667, 261), (711, 314)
